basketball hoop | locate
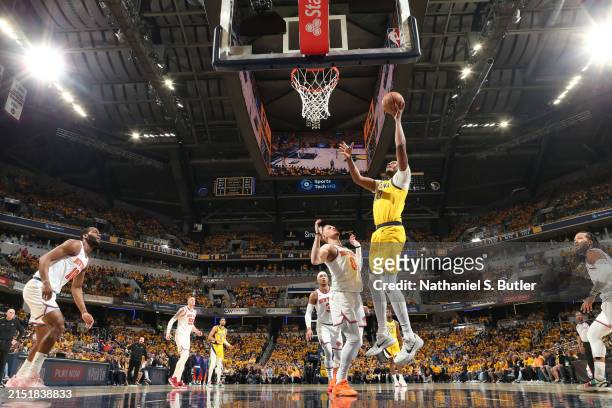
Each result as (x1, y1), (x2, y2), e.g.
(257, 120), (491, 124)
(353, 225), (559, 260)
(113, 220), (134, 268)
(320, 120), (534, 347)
(291, 67), (339, 129)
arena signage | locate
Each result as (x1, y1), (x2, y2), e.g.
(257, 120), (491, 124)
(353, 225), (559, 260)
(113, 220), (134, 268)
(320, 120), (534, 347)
(298, 178), (340, 193)
(223, 308), (250, 315)
(9, 354), (109, 386)
(265, 308), (292, 315)
(83, 294), (113, 305)
(4, 78), (27, 121)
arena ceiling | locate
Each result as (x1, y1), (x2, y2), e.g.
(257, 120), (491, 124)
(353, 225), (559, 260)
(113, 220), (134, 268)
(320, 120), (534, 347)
(0, 0), (610, 233)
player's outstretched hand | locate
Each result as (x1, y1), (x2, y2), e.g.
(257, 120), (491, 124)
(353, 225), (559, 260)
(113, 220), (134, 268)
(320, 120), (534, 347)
(349, 234), (360, 248)
(393, 100), (405, 122)
(581, 296), (594, 314)
(165, 333), (171, 341)
(339, 142), (353, 161)
(306, 327), (313, 341)
(195, 329), (203, 337)
(81, 312), (94, 329)
(315, 219), (322, 234)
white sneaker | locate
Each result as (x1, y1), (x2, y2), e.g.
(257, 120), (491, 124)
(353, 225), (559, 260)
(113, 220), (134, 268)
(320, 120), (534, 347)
(394, 334), (424, 366)
(366, 333), (397, 357)
(577, 378), (610, 392)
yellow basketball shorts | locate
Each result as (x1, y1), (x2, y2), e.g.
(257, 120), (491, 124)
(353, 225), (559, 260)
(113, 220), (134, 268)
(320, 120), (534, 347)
(369, 226), (406, 275)
(385, 341), (401, 358)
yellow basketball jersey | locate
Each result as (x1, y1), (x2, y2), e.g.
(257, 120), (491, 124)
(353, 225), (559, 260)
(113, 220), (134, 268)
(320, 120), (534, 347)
(212, 326), (226, 359)
(373, 179), (408, 226)
(386, 320), (398, 340)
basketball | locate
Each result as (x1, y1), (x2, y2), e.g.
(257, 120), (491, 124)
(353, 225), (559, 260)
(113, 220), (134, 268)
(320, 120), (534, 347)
(382, 91), (405, 115)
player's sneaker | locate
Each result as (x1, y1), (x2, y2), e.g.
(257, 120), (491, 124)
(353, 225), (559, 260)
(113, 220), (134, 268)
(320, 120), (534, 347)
(216, 382), (224, 387)
(5, 375), (26, 388)
(333, 379), (358, 397)
(169, 376), (181, 388)
(398, 374), (407, 387)
(393, 333), (424, 366)
(20, 373), (47, 388)
(577, 378), (610, 392)
(365, 333), (397, 357)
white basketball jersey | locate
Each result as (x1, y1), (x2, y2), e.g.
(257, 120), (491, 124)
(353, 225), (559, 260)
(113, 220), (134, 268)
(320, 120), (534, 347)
(315, 289), (333, 325)
(34, 241), (89, 293)
(586, 248), (612, 302)
(176, 306), (197, 338)
(325, 245), (362, 293)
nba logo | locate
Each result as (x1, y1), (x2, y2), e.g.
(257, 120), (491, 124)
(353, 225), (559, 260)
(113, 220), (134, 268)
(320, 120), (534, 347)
(387, 28), (402, 48)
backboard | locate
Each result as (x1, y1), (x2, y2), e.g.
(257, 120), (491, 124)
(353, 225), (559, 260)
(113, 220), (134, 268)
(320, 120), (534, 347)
(212, 0), (421, 71)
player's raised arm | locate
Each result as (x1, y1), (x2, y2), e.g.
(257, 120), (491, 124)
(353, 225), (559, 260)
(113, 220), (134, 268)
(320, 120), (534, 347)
(38, 240), (81, 300)
(393, 101), (409, 172)
(305, 291), (317, 341)
(339, 142), (376, 192)
(349, 234), (363, 272)
(311, 219), (332, 265)
(71, 269), (94, 329)
(166, 308), (186, 340)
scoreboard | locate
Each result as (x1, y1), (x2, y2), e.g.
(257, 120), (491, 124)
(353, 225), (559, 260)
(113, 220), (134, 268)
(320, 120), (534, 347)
(214, 177), (255, 196)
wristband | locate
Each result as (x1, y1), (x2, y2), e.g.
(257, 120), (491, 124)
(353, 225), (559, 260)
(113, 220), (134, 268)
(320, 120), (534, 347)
(354, 245), (361, 248)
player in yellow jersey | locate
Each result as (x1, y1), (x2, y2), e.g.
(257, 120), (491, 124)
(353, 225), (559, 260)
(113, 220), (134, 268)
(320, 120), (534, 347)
(382, 310), (408, 387)
(340, 96), (423, 366)
(207, 318), (233, 387)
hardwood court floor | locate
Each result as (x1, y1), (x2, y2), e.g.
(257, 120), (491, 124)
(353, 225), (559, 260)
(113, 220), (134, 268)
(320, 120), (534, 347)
(1, 382), (611, 407)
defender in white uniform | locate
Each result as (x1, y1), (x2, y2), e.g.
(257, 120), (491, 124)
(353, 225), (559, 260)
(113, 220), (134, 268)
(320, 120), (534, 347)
(7, 227), (100, 388)
(575, 232), (612, 392)
(575, 311), (594, 380)
(166, 296), (204, 388)
(311, 219), (363, 397)
(305, 271), (342, 392)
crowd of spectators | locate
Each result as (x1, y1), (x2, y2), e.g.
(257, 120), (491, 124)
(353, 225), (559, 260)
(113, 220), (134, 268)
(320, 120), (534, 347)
(446, 177), (612, 242)
(0, 168), (198, 252)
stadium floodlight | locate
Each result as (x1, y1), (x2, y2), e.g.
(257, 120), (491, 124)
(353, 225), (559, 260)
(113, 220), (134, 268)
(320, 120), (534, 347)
(586, 23), (612, 64)
(471, 237), (482, 243)
(61, 91), (74, 103)
(499, 120), (510, 128)
(460, 67), (472, 79)
(553, 99), (561, 105)
(163, 77), (174, 90)
(24, 45), (65, 82)
(131, 131), (140, 140)
(72, 104), (87, 117)
(0, 18), (18, 40)
(177, 101), (184, 108)
(472, 43), (482, 54)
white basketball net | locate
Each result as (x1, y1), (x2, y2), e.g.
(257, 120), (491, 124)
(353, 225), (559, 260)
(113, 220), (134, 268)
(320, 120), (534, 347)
(291, 67), (340, 129)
